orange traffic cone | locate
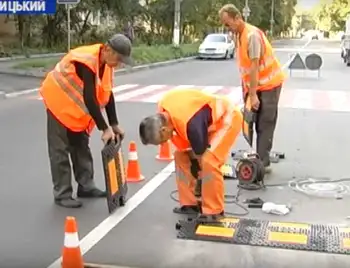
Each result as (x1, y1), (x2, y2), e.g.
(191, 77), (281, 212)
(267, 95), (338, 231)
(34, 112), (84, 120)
(61, 216), (83, 268)
(126, 141), (145, 183)
(156, 140), (174, 161)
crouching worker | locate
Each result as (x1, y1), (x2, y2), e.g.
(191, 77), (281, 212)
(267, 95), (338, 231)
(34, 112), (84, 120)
(139, 89), (243, 219)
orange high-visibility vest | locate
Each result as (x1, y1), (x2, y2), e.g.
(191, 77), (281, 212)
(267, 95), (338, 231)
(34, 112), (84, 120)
(40, 44), (113, 133)
(237, 23), (285, 93)
(158, 89), (238, 151)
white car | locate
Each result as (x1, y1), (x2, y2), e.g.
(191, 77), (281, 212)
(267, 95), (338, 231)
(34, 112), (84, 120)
(198, 33), (235, 60)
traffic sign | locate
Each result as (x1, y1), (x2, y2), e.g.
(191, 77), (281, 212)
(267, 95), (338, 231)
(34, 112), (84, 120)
(242, 6), (250, 18)
(57, 0), (80, 4)
(288, 53), (306, 70)
(305, 53), (323, 70)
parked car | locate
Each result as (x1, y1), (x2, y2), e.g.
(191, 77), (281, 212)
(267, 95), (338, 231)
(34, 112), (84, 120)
(198, 33), (235, 60)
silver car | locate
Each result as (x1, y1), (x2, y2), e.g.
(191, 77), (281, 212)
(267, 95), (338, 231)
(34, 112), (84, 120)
(198, 33), (235, 60)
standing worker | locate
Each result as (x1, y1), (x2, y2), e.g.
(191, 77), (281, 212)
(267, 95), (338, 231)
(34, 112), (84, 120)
(139, 89), (243, 220)
(40, 34), (133, 208)
(219, 4), (285, 173)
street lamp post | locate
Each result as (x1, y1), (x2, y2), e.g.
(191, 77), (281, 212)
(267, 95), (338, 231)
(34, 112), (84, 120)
(242, 0), (250, 22)
(173, 0), (182, 47)
(270, 0), (275, 37)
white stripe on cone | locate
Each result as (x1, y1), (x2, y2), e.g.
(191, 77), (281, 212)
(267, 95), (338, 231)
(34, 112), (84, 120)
(64, 232), (80, 248)
(128, 151), (138, 161)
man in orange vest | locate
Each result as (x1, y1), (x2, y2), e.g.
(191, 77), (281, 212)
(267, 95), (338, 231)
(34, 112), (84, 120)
(219, 4), (285, 173)
(40, 34), (132, 208)
(139, 89), (243, 219)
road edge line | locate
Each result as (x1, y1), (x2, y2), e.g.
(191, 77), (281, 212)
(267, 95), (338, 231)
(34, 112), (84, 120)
(46, 161), (175, 268)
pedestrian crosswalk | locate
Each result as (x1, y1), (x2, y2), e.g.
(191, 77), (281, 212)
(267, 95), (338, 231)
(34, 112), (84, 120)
(32, 84), (350, 112)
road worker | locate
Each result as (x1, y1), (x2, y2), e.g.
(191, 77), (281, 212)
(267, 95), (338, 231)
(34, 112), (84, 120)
(139, 89), (243, 219)
(40, 34), (132, 208)
(219, 4), (285, 173)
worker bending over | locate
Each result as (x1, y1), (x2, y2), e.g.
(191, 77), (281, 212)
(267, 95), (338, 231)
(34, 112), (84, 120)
(139, 89), (243, 219)
(40, 34), (132, 208)
(219, 4), (285, 173)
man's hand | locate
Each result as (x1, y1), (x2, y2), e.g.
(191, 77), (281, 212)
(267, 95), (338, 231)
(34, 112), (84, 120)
(101, 127), (115, 144)
(111, 124), (125, 141)
(250, 93), (260, 111)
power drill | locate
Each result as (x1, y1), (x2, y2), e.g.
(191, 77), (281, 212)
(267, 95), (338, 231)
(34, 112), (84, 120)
(190, 158), (202, 213)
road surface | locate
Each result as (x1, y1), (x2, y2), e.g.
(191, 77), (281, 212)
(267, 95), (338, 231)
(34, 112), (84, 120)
(0, 39), (349, 268)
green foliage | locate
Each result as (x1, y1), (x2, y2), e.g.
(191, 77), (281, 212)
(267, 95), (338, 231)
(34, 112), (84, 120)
(2, 0), (297, 56)
(11, 43), (199, 70)
(312, 0), (350, 32)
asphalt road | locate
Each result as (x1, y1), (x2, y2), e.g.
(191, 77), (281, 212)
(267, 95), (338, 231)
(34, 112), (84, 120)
(1, 39), (350, 268)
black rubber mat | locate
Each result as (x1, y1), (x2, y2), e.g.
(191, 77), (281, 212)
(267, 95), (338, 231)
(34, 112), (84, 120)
(101, 139), (128, 214)
(176, 217), (350, 254)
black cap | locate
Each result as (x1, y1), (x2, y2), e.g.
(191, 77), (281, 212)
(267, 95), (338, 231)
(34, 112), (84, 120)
(107, 34), (133, 65)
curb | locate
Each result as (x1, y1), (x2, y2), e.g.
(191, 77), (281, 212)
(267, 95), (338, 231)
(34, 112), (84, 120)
(0, 56), (196, 99)
(0, 56), (196, 79)
(0, 38), (290, 62)
(84, 263), (137, 268)
(0, 52), (64, 62)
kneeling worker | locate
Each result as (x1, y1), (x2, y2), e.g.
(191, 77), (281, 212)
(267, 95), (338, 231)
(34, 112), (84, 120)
(40, 34), (132, 208)
(139, 89), (243, 218)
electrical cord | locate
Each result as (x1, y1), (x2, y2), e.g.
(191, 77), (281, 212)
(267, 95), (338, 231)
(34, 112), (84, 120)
(169, 187), (249, 216)
(168, 181), (291, 217)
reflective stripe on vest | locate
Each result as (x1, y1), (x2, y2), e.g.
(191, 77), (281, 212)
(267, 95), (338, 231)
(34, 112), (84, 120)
(238, 25), (282, 90)
(208, 98), (236, 152)
(244, 68), (283, 88)
(50, 53), (106, 115)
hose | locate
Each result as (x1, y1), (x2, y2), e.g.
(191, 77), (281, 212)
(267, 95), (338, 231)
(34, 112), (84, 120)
(288, 177), (350, 198)
(169, 175), (350, 218)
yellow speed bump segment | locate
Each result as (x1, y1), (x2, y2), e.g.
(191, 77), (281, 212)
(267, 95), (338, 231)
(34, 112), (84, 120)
(195, 225), (235, 238)
(268, 232), (308, 245)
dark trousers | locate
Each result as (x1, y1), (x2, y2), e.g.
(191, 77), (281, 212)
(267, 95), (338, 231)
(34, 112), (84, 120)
(255, 85), (282, 166)
(46, 109), (95, 200)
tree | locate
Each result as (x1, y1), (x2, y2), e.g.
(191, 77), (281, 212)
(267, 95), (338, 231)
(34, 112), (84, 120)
(313, 0), (350, 32)
(7, 0), (297, 53)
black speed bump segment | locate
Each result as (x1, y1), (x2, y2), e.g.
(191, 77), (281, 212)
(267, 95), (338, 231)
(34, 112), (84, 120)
(176, 217), (350, 254)
(101, 139), (128, 214)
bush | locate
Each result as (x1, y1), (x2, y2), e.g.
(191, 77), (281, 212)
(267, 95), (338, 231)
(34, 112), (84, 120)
(12, 43), (199, 70)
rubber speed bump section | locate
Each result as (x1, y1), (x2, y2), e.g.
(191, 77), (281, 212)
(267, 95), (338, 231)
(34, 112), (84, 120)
(101, 139), (128, 214)
(176, 217), (350, 254)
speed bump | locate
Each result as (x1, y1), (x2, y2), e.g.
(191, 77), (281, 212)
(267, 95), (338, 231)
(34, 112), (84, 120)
(101, 139), (128, 214)
(176, 217), (350, 254)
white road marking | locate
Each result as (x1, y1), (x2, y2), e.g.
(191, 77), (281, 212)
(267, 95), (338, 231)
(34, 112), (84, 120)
(46, 39), (313, 268)
(115, 85), (166, 102)
(47, 162), (175, 268)
(201, 86), (224, 94)
(112, 84), (139, 93)
(6, 88), (39, 98)
(275, 47), (339, 54)
(142, 85), (195, 103)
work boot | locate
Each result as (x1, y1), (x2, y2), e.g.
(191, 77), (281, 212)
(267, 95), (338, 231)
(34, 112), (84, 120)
(55, 197), (82, 208)
(173, 205), (200, 215)
(196, 211), (225, 223)
(77, 186), (107, 198)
